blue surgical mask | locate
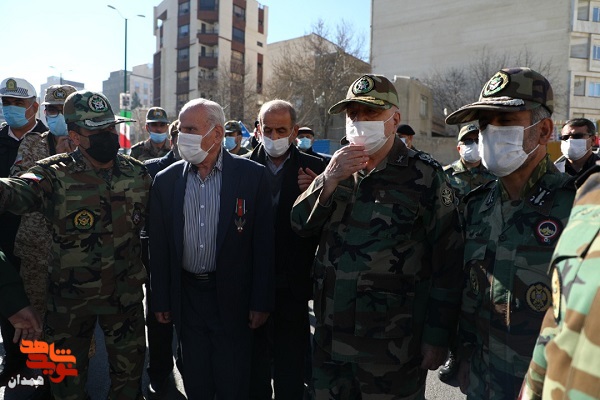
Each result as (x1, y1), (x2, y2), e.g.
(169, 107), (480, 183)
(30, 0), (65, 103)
(149, 131), (168, 143)
(223, 136), (237, 151)
(47, 114), (68, 136)
(297, 137), (312, 150)
(3, 103), (34, 128)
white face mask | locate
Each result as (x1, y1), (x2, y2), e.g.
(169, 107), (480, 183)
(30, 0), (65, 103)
(459, 142), (481, 163)
(345, 113), (395, 155)
(560, 138), (589, 161)
(262, 132), (292, 158)
(178, 127), (215, 165)
(479, 121), (540, 177)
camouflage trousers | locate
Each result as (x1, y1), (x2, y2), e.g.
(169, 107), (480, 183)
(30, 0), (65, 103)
(14, 212), (51, 319)
(466, 348), (527, 400)
(44, 300), (145, 400)
(312, 342), (427, 400)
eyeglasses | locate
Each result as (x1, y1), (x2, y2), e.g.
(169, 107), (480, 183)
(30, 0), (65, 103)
(45, 107), (63, 117)
(460, 138), (479, 145)
(560, 133), (591, 141)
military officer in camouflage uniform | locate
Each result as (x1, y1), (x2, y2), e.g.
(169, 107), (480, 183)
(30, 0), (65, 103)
(10, 84), (77, 320)
(0, 90), (149, 399)
(291, 74), (464, 399)
(519, 167), (600, 399)
(444, 123), (496, 215)
(130, 106), (171, 161)
(445, 68), (576, 400)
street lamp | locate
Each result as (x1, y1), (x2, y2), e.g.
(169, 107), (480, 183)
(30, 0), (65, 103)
(107, 5), (145, 97)
(49, 66), (73, 85)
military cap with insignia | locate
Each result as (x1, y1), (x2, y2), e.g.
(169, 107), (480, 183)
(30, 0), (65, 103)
(146, 107), (169, 123)
(445, 67), (554, 125)
(328, 74), (400, 114)
(458, 123), (479, 142)
(63, 90), (134, 130)
(42, 84), (77, 105)
(0, 77), (36, 99)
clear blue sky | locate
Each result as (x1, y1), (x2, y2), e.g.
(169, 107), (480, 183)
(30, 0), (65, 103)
(0, 0), (370, 94)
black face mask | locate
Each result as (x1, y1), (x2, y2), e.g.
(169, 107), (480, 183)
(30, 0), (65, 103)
(81, 130), (120, 163)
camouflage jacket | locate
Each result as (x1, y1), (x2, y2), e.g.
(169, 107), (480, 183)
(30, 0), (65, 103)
(460, 156), (575, 400)
(130, 138), (171, 162)
(521, 171), (600, 400)
(291, 137), (464, 365)
(0, 150), (150, 311)
(443, 159), (496, 213)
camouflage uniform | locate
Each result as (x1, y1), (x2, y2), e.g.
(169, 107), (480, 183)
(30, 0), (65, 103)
(521, 168), (600, 400)
(129, 138), (171, 161)
(0, 91), (149, 399)
(444, 159), (496, 214)
(291, 136), (464, 399)
(459, 157), (574, 399)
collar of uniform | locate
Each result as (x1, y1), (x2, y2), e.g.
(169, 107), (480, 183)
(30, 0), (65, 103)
(385, 135), (411, 167)
(71, 148), (122, 174)
(498, 155), (550, 202)
(144, 137), (171, 151)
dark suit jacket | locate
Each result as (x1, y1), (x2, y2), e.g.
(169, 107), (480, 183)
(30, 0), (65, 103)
(149, 150), (275, 332)
(248, 144), (325, 302)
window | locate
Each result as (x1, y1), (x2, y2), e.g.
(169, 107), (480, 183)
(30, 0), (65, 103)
(233, 28), (245, 43)
(594, 7), (600, 22)
(574, 75), (585, 96)
(179, 24), (190, 38)
(233, 5), (245, 19)
(588, 82), (600, 97)
(199, 0), (216, 11)
(594, 45), (600, 60)
(178, 47), (189, 61)
(177, 71), (189, 82)
(420, 95), (428, 118)
(179, 1), (190, 15)
(177, 94), (189, 110)
(231, 50), (244, 62)
(257, 41), (263, 47)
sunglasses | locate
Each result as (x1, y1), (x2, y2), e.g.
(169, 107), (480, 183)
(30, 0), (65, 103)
(560, 133), (591, 141)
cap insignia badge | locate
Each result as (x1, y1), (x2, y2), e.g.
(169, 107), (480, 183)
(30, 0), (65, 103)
(88, 94), (109, 113)
(352, 76), (375, 95)
(5, 79), (17, 91)
(53, 88), (67, 100)
(483, 71), (510, 97)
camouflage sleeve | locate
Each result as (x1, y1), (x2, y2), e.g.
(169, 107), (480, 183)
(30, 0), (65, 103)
(10, 133), (48, 177)
(521, 305), (558, 399)
(422, 169), (464, 347)
(0, 165), (52, 215)
(290, 173), (352, 237)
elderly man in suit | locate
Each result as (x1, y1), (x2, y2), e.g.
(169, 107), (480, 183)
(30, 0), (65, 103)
(149, 98), (275, 399)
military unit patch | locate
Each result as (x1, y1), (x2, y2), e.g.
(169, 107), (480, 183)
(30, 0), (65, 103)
(73, 209), (95, 230)
(441, 187), (454, 207)
(352, 76), (375, 95)
(551, 267), (561, 322)
(20, 172), (44, 183)
(470, 266), (479, 295)
(526, 282), (551, 312)
(482, 71), (510, 97)
(534, 218), (561, 245)
(88, 94), (109, 113)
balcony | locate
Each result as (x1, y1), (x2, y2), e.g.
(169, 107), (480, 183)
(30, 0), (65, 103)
(198, 7), (218, 23)
(197, 30), (219, 46)
(198, 53), (218, 69)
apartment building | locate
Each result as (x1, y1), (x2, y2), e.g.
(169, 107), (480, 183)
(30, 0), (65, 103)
(153, 0), (268, 121)
(372, 0), (600, 129)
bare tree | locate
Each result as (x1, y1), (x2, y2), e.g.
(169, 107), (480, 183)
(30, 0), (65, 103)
(265, 20), (370, 139)
(424, 46), (562, 129)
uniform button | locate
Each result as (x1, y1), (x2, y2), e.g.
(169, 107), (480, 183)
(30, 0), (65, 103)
(201, 223), (204, 227)
(201, 205), (205, 209)
(200, 244), (204, 248)
(499, 234), (506, 242)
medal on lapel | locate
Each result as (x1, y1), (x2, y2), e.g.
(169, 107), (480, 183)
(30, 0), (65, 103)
(235, 198), (246, 233)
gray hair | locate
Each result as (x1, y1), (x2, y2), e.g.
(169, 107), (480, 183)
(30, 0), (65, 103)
(258, 99), (297, 126)
(179, 98), (225, 127)
(531, 106), (551, 124)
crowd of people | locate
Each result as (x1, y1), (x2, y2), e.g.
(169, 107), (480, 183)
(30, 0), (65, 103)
(0, 67), (599, 400)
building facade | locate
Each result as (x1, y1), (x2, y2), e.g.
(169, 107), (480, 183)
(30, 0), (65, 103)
(371, 0), (600, 128)
(153, 0), (268, 121)
(102, 63), (153, 116)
